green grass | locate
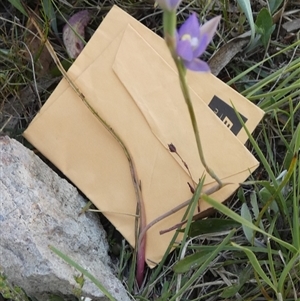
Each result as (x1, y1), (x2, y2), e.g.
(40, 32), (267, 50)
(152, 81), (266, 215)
(0, 0), (299, 300)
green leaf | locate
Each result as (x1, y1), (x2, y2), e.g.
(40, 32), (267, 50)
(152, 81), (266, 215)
(237, 0), (255, 47)
(243, 180), (279, 211)
(49, 245), (117, 301)
(249, 192), (259, 219)
(237, 187), (246, 203)
(188, 218), (240, 237)
(269, 0), (284, 14)
(231, 243), (277, 292)
(294, 123), (300, 152)
(259, 185), (279, 213)
(284, 123), (300, 169)
(241, 202), (265, 247)
(258, 170), (292, 213)
(8, 0), (28, 16)
(74, 273), (85, 288)
(173, 250), (211, 273)
(169, 230), (235, 301)
(241, 203), (254, 243)
(42, 0), (58, 35)
(255, 8), (273, 33)
(250, 192), (265, 231)
(278, 251), (300, 294)
(255, 8), (275, 48)
(156, 291), (172, 301)
(201, 194), (296, 253)
(221, 284), (241, 298)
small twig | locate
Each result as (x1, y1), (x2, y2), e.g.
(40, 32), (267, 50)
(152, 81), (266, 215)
(138, 183), (226, 245)
(168, 143), (195, 186)
(159, 211), (207, 235)
(21, 41), (42, 108)
(0, 115), (13, 133)
(168, 143), (199, 210)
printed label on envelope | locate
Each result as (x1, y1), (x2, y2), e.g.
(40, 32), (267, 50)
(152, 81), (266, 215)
(208, 96), (248, 135)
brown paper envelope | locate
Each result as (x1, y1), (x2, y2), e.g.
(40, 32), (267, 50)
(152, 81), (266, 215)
(40, 6), (264, 144)
(24, 23), (259, 267)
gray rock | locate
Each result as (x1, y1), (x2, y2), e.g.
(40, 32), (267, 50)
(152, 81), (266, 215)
(0, 136), (130, 301)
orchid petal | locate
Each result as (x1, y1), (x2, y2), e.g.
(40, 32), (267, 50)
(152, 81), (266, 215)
(199, 15), (221, 49)
(177, 40), (194, 61)
(175, 12), (221, 72)
(183, 58), (210, 72)
(178, 13), (200, 38)
(193, 34), (209, 58)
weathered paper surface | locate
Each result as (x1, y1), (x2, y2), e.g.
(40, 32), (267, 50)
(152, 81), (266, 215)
(24, 6), (264, 267)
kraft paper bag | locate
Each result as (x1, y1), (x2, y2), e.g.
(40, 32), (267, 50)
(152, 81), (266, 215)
(24, 6), (264, 267)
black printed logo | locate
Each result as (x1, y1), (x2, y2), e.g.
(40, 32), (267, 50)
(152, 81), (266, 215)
(208, 96), (248, 136)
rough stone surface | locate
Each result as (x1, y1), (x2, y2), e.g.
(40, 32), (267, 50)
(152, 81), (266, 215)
(0, 136), (130, 301)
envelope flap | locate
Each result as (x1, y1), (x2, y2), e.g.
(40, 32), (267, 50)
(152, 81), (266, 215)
(112, 25), (258, 184)
(100, 6), (264, 144)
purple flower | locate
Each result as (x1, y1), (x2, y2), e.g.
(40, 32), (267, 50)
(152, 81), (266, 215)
(156, 0), (182, 11)
(176, 13), (221, 72)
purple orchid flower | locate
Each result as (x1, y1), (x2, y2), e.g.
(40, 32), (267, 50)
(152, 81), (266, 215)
(176, 13), (221, 72)
(156, 0), (182, 11)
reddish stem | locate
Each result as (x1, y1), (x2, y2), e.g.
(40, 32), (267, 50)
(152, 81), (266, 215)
(136, 195), (146, 287)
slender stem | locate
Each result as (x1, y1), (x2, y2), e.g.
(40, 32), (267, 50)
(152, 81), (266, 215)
(138, 183), (223, 244)
(163, 11), (176, 50)
(174, 58), (223, 188)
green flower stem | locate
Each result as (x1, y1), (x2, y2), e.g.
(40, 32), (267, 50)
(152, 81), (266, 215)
(163, 11), (177, 57)
(163, 11), (176, 45)
(162, 10), (223, 189)
(174, 57), (223, 188)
